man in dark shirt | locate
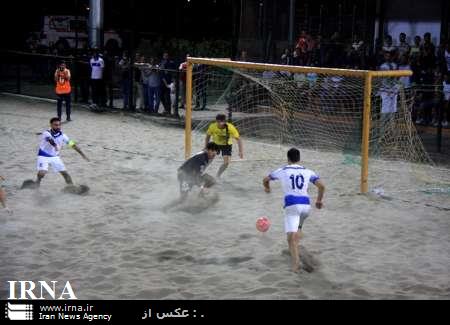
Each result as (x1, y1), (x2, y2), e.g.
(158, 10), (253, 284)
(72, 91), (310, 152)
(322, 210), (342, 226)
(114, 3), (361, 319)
(177, 142), (218, 201)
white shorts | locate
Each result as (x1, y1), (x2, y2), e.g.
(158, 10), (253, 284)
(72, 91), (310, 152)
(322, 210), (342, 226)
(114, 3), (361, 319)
(284, 204), (311, 233)
(37, 156), (66, 172)
(445, 93), (450, 101)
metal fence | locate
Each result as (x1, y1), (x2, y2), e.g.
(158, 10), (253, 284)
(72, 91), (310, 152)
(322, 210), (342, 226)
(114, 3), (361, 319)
(0, 50), (182, 117)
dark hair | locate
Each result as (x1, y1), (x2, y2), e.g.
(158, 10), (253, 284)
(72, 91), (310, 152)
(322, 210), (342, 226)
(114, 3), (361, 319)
(206, 142), (219, 152)
(50, 117), (61, 124)
(216, 114), (226, 121)
(287, 148), (300, 163)
(59, 60), (66, 65)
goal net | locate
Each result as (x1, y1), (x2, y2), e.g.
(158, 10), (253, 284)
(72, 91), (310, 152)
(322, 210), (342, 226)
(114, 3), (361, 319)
(184, 58), (450, 195)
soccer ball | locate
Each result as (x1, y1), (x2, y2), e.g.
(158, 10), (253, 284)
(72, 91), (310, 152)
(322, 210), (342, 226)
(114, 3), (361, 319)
(256, 217), (270, 232)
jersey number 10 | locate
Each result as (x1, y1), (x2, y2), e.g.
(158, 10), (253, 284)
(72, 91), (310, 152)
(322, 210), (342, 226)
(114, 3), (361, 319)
(290, 174), (304, 190)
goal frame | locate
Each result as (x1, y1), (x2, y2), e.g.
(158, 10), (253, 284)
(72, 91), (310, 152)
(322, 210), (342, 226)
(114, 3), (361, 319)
(184, 57), (412, 193)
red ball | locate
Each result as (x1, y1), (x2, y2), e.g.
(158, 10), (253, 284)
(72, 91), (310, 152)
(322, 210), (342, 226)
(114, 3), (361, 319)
(256, 217), (270, 232)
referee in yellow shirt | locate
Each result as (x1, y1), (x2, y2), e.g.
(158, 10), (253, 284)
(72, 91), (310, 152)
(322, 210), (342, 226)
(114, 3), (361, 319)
(205, 114), (244, 178)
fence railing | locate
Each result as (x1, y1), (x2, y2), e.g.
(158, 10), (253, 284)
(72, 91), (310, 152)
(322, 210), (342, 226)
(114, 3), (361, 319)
(0, 50), (183, 117)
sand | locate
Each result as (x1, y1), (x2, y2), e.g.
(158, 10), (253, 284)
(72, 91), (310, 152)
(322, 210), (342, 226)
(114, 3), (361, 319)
(0, 94), (449, 299)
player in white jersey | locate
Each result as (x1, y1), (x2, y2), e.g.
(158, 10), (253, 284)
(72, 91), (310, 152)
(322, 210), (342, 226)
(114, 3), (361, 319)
(35, 117), (89, 187)
(263, 148), (325, 273)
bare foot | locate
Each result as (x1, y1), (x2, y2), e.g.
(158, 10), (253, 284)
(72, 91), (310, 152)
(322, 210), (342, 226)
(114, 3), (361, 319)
(292, 264), (300, 273)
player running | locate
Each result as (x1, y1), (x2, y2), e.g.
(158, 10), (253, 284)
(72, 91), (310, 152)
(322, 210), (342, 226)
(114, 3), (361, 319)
(263, 148), (325, 273)
(205, 114), (243, 178)
(35, 117), (89, 188)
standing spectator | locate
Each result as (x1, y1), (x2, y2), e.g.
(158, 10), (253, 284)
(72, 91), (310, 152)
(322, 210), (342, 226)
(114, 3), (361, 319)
(134, 54), (145, 111)
(160, 52), (175, 115)
(280, 48), (293, 65)
(415, 69), (435, 125)
(179, 54), (189, 109)
(295, 30), (308, 65)
(444, 43), (450, 74)
(292, 47), (303, 66)
(118, 51), (131, 109)
(397, 33), (411, 58)
(147, 58), (161, 114)
(169, 80), (176, 111)
(398, 54), (412, 89)
(103, 50), (115, 108)
(410, 35), (422, 59)
(422, 32), (436, 55)
(421, 32), (436, 74)
(237, 50), (248, 62)
(442, 73), (450, 128)
(90, 49), (105, 107)
(54, 61), (72, 121)
(382, 35), (397, 54)
(378, 51), (398, 132)
(141, 58), (152, 111)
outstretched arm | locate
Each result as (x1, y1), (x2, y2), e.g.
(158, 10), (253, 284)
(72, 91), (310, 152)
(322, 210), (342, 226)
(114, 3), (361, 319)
(236, 137), (243, 159)
(72, 144), (90, 162)
(263, 176), (271, 193)
(313, 179), (325, 209)
(204, 134), (211, 149)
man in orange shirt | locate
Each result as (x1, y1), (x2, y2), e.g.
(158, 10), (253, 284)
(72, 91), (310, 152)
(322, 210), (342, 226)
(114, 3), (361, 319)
(55, 61), (72, 121)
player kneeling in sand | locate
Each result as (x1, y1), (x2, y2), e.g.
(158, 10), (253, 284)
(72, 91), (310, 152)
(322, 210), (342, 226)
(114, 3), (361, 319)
(163, 142), (219, 213)
(177, 142), (219, 202)
(263, 148), (325, 273)
(33, 117), (89, 189)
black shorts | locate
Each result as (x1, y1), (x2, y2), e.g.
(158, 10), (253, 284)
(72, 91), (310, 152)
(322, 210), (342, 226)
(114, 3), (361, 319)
(216, 144), (232, 156)
(177, 171), (215, 194)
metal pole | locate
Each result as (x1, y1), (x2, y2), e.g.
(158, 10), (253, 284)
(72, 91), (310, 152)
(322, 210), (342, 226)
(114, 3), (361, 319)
(75, 0), (79, 51)
(319, 4), (323, 35)
(174, 70), (180, 118)
(351, 4), (357, 42)
(361, 72), (373, 193)
(437, 96), (443, 153)
(16, 62), (21, 94)
(185, 62), (193, 159)
(288, 0), (295, 47)
(88, 0), (104, 49)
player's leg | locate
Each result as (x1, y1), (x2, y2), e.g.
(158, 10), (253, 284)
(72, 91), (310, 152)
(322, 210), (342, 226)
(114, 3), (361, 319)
(50, 157), (73, 185)
(60, 171), (73, 185)
(198, 173), (216, 198)
(216, 145), (232, 178)
(65, 94), (72, 121)
(174, 171), (192, 204)
(0, 186), (7, 209)
(36, 156), (49, 187)
(286, 231), (300, 273)
(284, 209), (301, 272)
(201, 173), (216, 189)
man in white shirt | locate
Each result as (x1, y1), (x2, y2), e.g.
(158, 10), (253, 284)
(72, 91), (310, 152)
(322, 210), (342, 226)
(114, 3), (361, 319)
(444, 43), (450, 74)
(90, 49), (105, 106)
(397, 33), (411, 57)
(263, 148), (325, 273)
(35, 117), (89, 187)
(379, 51), (399, 115)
